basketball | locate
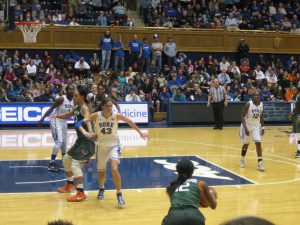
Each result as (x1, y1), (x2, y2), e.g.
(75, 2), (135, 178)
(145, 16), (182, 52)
(199, 186), (217, 208)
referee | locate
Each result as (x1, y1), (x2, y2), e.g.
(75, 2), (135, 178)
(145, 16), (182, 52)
(207, 79), (228, 130)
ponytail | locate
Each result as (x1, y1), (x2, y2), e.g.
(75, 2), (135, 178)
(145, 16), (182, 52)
(166, 174), (188, 197)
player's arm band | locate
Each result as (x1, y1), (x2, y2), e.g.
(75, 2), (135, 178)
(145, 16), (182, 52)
(75, 120), (84, 128)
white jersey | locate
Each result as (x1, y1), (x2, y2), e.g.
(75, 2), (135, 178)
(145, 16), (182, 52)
(95, 112), (119, 146)
(244, 101), (263, 125)
(52, 95), (74, 125)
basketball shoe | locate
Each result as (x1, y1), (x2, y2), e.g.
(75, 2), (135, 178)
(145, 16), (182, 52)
(117, 192), (125, 207)
(97, 188), (105, 200)
(48, 162), (60, 172)
(57, 183), (76, 193)
(240, 159), (245, 168)
(257, 161), (265, 171)
(67, 191), (87, 202)
(295, 150), (300, 158)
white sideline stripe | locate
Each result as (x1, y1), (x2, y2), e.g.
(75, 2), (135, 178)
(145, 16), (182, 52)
(16, 179), (67, 185)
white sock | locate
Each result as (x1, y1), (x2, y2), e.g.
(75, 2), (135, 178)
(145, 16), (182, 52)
(67, 177), (73, 182)
(77, 184), (83, 189)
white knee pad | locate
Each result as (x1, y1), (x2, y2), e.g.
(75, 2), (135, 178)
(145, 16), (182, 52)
(62, 154), (72, 172)
(71, 161), (83, 178)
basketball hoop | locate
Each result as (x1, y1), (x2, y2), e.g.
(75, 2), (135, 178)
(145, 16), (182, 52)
(15, 22), (43, 44)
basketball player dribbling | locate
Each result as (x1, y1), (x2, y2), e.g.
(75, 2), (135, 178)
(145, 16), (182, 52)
(38, 85), (75, 172)
(239, 91), (265, 171)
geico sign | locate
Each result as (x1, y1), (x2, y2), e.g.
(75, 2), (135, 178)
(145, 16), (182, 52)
(0, 106), (51, 122)
(0, 130), (147, 148)
(0, 132), (77, 148)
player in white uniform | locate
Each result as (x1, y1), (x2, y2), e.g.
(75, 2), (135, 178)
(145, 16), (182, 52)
(75, 97), (148, 207)
(38, 85), (75, 172)
(239, 91), (265, 171)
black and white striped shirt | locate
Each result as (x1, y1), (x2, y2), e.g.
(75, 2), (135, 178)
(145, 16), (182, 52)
(209, 85), (226, 103)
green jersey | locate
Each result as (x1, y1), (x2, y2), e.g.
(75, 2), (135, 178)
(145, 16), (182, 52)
(68, 104), (95, 161)
(74, 104), (89, 140)
(170, 178), (201, 209)
(292, 94), (300, 115)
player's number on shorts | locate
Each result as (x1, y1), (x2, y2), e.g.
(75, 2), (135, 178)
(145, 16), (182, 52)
(101, 128), (112, 135)
(175, 183), (190, 192)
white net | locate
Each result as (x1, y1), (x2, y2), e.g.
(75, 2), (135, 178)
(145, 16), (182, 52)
(18, 23), (42, 44)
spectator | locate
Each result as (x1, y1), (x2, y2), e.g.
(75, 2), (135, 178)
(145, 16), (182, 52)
(225, 13), (239, 31)
(159, 86), (170, 111)
(16, 89), (33, 102)
(176, 52), (187, 64)
(34, 86), (55, 102)
(33, 53), (41, 66)
(74, 57), (90, 78)
(128, 34), (142, 67)
(89, 53), (100, 75)
(125, 88), (141, 102)
(74, 0), (87, 18)
(148, 59), (160, 77)
(3, 68), (17, 83)
(237, 39), (250, 65)
(97, 11), (107, 26)
(64, 50), (80, 66)
(220, 215), (275, 225)
(188, 87), (208, 101)
(217, 69), (231, 85)
(171, 88), (186, 102)
(26, 60), (37, 81)
(124, 78), (138, 96)
(164, 35), (177, 68)
(151, 88), (160, 112)
(253, 65), (265, 82)
(48, 219), (74, 225)
(113, 34), (125, 73)
(219, 57), (230, 72)
(99, 30), (114, 73)
(140, 37), (152, 74)
(151, 34), (163, 72)
(260, 86), (272, 101)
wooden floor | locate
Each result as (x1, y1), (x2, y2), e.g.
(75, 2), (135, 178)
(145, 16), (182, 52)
(0, 126), (300, 225)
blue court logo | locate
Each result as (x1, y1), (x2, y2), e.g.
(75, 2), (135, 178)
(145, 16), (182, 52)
(0, 156), (253, 193)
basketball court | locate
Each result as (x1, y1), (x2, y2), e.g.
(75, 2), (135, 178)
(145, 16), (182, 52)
(0, 126), (299, 225)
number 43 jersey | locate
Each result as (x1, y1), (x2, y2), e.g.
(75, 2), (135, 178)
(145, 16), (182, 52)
(245, 101), (263, 125)
(95, 111), (119, 146)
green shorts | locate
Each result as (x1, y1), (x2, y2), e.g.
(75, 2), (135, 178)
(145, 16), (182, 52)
(293, 115), (300, 133)
(162, 207), (205, 225)
(67, 139), (95, 161)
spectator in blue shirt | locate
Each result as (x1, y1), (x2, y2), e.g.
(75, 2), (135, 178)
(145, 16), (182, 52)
(128, 34), (142, 67)
(140, 37), (151, 74)
(113, 34), (125, 73)
(64, 50), (80, 66)
(99, 30), (114, 73)
(159, 86), (170, 111)
(171, 88), (186, 102)
(97, 11), (107, 26)
(168, 74), (180, 89)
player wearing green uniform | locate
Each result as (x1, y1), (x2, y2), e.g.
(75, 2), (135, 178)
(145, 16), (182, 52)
(289, 87), (300, 158)
(51, 86), (95, 202)
(162, 160), (217, 225)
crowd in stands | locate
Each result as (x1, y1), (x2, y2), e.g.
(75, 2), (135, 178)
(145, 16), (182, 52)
(12, 0), (134, 27)
(0, 33), (299, 117)
(142, 0), (300, 31)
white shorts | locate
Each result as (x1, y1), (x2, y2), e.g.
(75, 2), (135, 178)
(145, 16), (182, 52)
(96, 144), (121, 171)
(240, 123), (262, 144)
(50, 119), (67, 143)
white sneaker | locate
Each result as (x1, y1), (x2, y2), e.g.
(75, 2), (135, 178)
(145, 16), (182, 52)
(240, 159), (245, 168)
(257, 162), (265, 171)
